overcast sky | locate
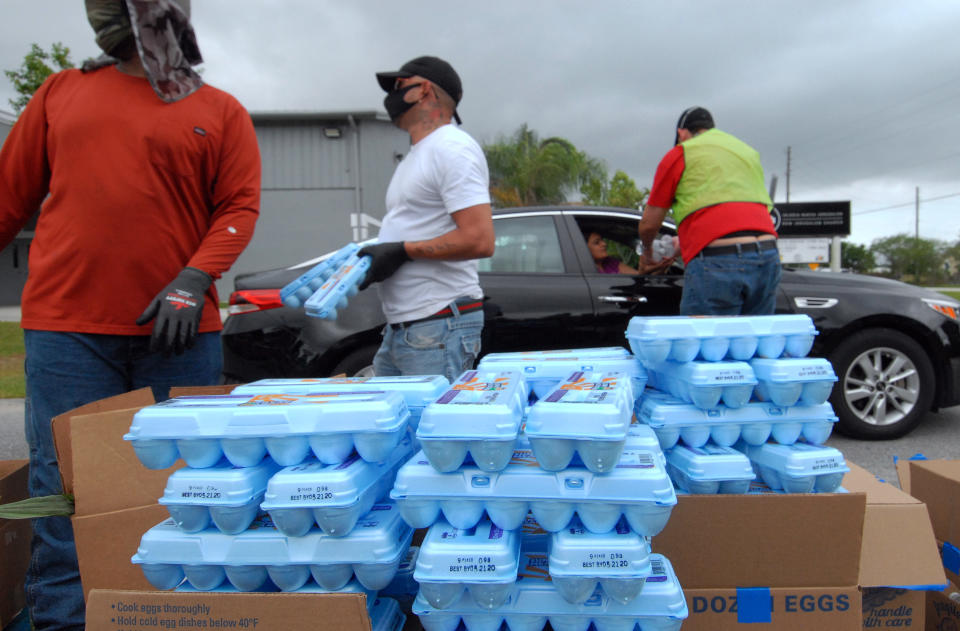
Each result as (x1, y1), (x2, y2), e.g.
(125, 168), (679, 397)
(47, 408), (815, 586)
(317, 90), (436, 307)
(1, 0), (958, 246)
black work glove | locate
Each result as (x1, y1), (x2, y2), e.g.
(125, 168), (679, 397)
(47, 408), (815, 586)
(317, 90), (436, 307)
(136, 267), (213, 355)
(357, 241), (411, 290)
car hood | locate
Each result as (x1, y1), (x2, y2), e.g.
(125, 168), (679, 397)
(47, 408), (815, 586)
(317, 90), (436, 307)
(781, 269), (955, 301)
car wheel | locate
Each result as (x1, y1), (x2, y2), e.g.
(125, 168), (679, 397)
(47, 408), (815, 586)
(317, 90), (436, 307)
(330, 345), (379, 378)
(828, 328), (934, 439)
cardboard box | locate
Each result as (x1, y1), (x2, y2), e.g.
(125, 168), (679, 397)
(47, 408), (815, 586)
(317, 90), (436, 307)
(923, 579), (960, 631)
(0, 459), (31, 629)
(846, 463), (945, 629)
(895, 459), (960, 630)
(653, 463), (945, 630)
(51, 386), (376, 631)
(52, 387), (947, 631)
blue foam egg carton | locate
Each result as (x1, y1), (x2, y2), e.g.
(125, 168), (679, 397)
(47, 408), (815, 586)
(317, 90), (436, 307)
(159, 457), (282, 534)
(749, 357), (838, 406)
(413, 552), (687, 631)
(548, 516), (653, 605)
(416, 371), (527, 473)
(303, 250), (373, 320)
(261, 437), (413, 537)
(231, 375), (450, 433)
(476, 347), (647, 401)
(645, 359), (758, 409)
(369, 597), (407, 631)
(131, 503), (413, 592)
(390, 444), (676, 536)
(280, 243), (361, 308)
(626, 314), (818, 363)
(525, 371), (634, 473)
(414, 519), (521, 611)
(124, 392), (410, 470)
(635, 390), (839, 449)
(664, 443), (756, 494)
(735, 441), (850, 494)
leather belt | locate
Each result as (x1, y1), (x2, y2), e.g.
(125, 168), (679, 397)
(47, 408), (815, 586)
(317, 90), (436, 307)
(389, 300), (483, 330)
(700, 239), (778, 257)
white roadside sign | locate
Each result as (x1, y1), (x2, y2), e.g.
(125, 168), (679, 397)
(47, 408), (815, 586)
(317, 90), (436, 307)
(778, 238), (831, 264)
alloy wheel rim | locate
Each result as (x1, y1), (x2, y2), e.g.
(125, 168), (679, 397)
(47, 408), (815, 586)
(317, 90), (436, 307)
(842, 345), (920, 427)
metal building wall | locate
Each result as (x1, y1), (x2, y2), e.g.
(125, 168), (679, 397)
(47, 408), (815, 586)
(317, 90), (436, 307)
(217, 113), (409, 299)
(0, 112), (29, 306)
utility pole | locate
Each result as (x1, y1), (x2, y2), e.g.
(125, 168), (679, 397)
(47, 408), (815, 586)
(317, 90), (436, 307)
(915, 187), (920, 239)
(786, 146), (791, 202)
(915, 186), (920, 282)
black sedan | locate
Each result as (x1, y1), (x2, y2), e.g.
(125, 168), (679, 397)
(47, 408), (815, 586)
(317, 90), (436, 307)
(221, 205), (960, 440)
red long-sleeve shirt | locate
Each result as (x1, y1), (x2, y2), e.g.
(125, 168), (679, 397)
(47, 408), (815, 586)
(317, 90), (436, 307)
(0, 66), (261, 334)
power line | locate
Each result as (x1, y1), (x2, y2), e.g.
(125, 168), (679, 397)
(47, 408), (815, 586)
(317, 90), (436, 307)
(853, 191), (960, 216)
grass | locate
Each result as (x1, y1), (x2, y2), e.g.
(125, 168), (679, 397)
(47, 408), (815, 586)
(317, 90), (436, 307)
(0, 322), (24, 398)
(936, 290), (960, 301)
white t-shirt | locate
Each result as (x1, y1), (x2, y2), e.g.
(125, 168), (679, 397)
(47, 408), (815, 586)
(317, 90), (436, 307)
(376, 124), (491, 323)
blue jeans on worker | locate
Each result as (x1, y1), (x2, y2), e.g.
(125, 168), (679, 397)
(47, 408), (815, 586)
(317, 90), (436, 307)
(373, 303), (483, 382)
(680, 245), (782, 315)
(23, 330), (222, 631)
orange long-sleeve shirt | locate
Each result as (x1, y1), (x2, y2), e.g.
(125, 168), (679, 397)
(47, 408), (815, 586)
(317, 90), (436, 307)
(0, 66), (261, 334)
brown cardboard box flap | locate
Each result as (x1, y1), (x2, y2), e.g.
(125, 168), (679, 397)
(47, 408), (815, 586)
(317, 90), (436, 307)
(899, 460), (960, 548)
(170, 384), (236, 397)
(843, 462), (946, 589)
(85, 589), (372, 631)
(73, 503), (170, 598)
(0, 461), (30, 630)
(0, 459), (28, 506)
(52, 388), (157, 497)
(69, 403), (181, 516)
(653, 492), (865, 589)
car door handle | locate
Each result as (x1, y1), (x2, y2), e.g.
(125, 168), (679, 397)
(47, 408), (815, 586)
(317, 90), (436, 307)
(599, 295), (648, 303)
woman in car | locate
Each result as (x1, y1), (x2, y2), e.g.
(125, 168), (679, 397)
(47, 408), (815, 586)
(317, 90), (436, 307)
(586, 231), (674, 274)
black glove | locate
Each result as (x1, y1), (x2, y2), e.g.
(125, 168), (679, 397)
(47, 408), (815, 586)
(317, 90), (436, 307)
(136, 267), (213, 355)
(357, 241), (411, 290)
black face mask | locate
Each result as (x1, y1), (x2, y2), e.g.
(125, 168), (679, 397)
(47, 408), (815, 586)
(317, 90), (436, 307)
(383, 83), (422, 121)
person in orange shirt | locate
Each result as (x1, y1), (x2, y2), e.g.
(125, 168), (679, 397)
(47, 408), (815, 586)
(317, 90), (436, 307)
(0, 2), (260, 628)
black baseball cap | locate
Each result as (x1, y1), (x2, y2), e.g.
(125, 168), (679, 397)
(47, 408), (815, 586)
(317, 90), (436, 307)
(377, 56), (463, 124)
(674, 106), (714, 145)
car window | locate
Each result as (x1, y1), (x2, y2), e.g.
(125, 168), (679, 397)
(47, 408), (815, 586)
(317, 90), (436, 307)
(572, 213), (683, 273)
(478, 215), (564, 273)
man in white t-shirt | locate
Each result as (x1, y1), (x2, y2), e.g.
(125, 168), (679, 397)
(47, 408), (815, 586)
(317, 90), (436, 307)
(359, 56), (494, 381)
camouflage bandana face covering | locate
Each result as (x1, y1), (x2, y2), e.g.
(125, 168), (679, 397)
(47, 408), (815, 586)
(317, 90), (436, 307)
(84, 0), (203, 103)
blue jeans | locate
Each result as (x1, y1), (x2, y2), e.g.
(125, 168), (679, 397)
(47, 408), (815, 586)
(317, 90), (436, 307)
(23, 330), (222, 631)
(373, 308), (483, 382)
(680, 247), (782, 315)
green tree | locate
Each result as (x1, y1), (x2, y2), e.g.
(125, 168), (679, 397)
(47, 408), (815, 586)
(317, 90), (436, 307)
(840, 241), (876, 274)
(483, 124), (606, 207)
(871, 234), (945, 284)
(4, 42), (75, 114)
(582, 169), (649, 209)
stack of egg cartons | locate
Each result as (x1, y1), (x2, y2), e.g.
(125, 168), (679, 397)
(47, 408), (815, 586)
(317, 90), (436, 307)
(394, 367), (689, 631)
(121, 388), (417, 626)
(279, 242), (372, 320)
(628, 314), (850, 495)
(476, 347), (648, 405)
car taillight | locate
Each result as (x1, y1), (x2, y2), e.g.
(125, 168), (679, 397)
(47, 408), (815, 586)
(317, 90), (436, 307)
(228, 289), (284, 315)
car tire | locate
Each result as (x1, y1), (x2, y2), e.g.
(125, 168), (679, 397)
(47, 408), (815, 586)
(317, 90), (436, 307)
(330, 345), (379, 378)
(828, 327), (934, 439)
